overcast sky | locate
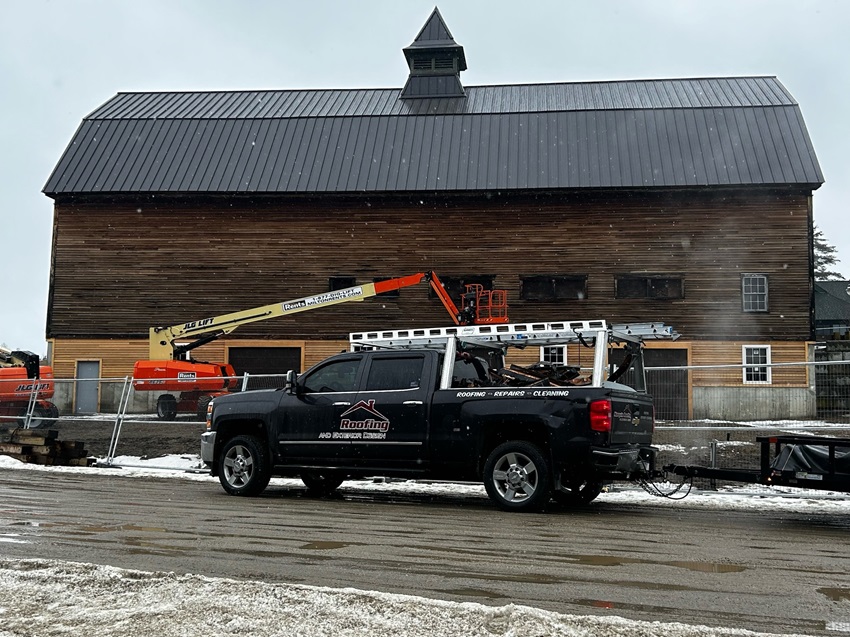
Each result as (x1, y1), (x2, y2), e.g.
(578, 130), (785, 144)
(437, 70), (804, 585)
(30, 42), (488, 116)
(2, 0), (848, 355)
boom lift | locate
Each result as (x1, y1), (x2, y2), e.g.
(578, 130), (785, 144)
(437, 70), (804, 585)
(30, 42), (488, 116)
(0, 347), (58, 427)
(134, 272), (509, 420)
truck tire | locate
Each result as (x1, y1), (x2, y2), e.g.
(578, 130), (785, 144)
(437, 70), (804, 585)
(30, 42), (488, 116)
(483, 441), (552, 512)
(552, 480), (604, 506)
(157, 394), (177, 421)
(219, 435), (272, 496)
(301, 471), (345, 496)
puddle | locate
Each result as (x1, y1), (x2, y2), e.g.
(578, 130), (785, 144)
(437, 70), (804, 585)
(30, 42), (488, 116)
(571, 553), (745, 573)
(820, 587), (850, 602)
(668, 560), (746, 573)
(300, 541), (351, 550)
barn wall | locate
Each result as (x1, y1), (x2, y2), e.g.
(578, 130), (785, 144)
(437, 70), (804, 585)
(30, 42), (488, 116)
(48, 189), (812, 347)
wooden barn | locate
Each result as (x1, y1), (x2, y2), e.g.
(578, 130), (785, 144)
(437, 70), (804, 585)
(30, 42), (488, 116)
(43, 8), (823, 419)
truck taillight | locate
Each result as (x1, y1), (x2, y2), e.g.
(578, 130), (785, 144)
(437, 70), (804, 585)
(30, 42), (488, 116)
(590, 399), (612, 432)
(205, 400), (214, 431)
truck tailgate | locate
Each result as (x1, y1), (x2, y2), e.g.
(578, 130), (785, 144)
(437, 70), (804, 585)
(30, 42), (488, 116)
(608, 391), (654, 445)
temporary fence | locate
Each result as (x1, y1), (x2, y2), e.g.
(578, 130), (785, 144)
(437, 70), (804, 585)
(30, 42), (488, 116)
(0, 359), (848, 493)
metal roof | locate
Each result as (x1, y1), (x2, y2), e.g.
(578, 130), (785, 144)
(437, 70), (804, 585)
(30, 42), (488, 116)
(815, 281), (850, 321)
(44, 76), (823, 195)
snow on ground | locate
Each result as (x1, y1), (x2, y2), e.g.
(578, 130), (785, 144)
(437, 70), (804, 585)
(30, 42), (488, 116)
(2, 454), (849, 636)
(0, 558), (825, 637)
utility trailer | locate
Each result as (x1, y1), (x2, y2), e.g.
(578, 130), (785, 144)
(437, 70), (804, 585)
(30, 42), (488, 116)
(665, 435), (850, 493)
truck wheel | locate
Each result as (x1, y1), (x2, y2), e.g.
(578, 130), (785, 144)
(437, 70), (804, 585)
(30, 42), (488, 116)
(301, 472), (345, 496)
(483, 441), (552, 512)
(157, 394), (177, 420)
(553, 480), (604, 506)
(219, 435), (271, 496)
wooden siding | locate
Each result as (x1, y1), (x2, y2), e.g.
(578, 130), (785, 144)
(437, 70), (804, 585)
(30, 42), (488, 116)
(691, 340), (810, 387)
(50, 338), (347, 379)
(48, 190), (812, 356)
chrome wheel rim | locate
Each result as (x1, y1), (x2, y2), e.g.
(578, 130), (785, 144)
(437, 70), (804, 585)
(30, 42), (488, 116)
(490, 451), (538, 503)
(222, 445), (254, 488)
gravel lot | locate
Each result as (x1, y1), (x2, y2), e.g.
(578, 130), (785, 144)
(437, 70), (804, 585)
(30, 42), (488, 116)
(0, 417), (203, 458)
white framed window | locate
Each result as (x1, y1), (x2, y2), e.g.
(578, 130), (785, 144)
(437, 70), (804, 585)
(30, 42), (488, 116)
(742, 345), (771, 384)
(541, 345), (566, 365)
(742, 274), (768, 312)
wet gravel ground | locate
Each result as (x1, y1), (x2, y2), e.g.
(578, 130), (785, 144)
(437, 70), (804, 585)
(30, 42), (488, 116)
(0, 417), (203, 458)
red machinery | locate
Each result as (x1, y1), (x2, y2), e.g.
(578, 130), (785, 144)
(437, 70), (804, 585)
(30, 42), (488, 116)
(0, 348), (58, 426)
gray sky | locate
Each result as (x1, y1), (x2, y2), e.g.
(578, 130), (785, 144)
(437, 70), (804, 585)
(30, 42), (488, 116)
(2, 0), (847, 355)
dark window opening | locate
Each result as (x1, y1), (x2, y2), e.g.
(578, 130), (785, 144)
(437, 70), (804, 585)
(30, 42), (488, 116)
(329, 276), (356, 292)
(429, 275), (495, 302)
(520, 275), (587, 301)
(616, 275), (684, 300)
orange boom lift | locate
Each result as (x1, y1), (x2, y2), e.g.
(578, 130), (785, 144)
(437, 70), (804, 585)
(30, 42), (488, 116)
(0, 347), (58, 426)
(133, 272), (508, 419)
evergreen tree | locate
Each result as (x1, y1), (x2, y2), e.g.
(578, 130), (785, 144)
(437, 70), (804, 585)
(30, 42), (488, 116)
(813, 224), (845, 280)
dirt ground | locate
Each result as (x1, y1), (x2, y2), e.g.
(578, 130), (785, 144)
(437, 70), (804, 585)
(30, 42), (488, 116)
(0, 417), (203, 459)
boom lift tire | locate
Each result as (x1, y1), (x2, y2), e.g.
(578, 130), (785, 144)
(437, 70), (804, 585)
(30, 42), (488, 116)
(18, 404), (53, 429)
(300, 471), (345, 496)
(219, 435), (272, 497)
(483, 440), (552, 512)
(156, 394), (178, 421)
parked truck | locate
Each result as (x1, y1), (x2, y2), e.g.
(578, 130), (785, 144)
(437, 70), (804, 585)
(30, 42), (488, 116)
(201, 319), (678, 512)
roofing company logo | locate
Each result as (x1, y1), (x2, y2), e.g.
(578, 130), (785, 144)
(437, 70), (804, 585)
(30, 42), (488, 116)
(339, 399), (390, 433)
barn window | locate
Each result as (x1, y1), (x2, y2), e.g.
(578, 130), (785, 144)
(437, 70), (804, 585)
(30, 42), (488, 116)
(540, 345), (566, 364)
(743, 345), (771, 384)
(616, 275), (684, 299)
(329, 276), (356, 291)
(429, 275), (495, 301)
(520, 275), (587, 301)
(742, 274), (769, 312)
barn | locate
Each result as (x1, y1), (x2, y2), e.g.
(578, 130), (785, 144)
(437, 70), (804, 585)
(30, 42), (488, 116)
(43, 8), (824, 418)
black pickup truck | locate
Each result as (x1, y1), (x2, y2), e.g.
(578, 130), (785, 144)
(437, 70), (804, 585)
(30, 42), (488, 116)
(201, 320), (673, 512)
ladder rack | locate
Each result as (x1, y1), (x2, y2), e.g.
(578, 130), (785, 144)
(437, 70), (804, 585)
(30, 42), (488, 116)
(350, 320), (678, 351)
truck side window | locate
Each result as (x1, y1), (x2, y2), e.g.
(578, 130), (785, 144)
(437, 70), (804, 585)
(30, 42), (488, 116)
(302, 359), (361, 393)
(365, 357), (424, 391)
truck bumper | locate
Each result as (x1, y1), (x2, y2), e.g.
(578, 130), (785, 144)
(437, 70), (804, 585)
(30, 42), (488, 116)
(200, 431), (216, 466)
(592, 445), (655, 477)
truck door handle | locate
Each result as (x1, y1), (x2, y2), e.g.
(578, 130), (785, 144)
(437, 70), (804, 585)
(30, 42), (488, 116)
(403, 400), (423, 405)
(333, 401), (351, 406)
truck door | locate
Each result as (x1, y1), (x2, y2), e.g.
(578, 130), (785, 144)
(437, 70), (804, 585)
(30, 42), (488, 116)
(277, 355), (363, 464)
(351, 353), (432, 470)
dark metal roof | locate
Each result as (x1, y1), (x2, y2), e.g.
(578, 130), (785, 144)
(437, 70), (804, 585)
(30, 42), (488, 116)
(815, 281), (850, 321)
(44, 76), (824, 195)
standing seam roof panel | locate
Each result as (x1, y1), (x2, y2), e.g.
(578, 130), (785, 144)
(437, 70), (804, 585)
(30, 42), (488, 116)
(149, 120), (191, 191)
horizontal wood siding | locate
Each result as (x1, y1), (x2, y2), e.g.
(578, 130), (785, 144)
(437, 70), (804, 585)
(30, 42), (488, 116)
(50, 339), (148, 379)
(691, 341), (810, 387)
(48, 190), (811, 345)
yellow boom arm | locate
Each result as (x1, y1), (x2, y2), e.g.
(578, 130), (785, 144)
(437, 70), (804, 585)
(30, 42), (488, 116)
(148, 273), (428, 359)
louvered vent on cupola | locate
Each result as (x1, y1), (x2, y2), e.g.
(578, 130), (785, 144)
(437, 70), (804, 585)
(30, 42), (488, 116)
(400, 7), (467, 99)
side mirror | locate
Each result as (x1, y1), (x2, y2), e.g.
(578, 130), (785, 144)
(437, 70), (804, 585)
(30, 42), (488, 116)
(285, 369), (297, 394)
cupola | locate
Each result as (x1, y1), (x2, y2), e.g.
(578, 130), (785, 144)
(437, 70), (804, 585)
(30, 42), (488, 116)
(400, 7), (467, 99)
